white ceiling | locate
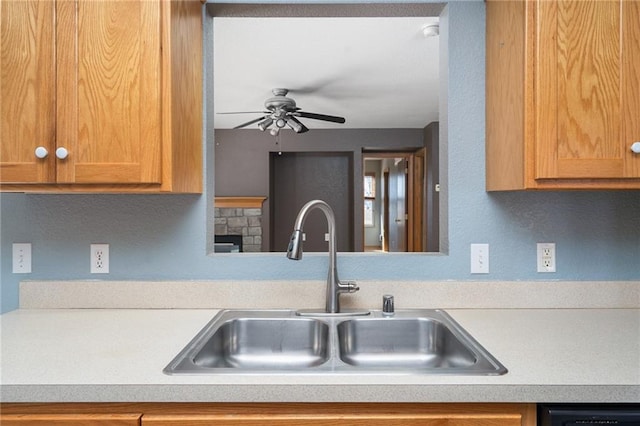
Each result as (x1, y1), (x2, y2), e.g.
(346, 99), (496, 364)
(212, 16), (440, 130)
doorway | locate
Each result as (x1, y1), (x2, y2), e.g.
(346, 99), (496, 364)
(363, 150), (425, 252)
(270, 152), (354, 252)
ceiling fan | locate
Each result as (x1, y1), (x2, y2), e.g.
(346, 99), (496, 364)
(220, 88), (346, 136)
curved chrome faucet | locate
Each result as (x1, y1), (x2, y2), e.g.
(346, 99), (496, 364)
(286, 200), (359, 314)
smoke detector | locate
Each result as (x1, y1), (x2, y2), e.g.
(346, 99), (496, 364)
(422, 23), (439, 37)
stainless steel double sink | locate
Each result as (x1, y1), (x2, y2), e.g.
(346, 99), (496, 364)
(163, 309), (507, 375)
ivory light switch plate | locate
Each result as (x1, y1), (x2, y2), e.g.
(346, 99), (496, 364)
(12, 243), (32, 273)
(470, 243), (489, 274)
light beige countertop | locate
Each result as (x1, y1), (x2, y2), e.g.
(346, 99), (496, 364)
(1, 307), (639, 403)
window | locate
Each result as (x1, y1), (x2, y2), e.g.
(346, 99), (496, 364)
(364, 173), (376, 227)
(364, 173), (376, 198)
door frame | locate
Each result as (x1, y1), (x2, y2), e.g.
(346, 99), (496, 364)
(362, 151), (423, 252)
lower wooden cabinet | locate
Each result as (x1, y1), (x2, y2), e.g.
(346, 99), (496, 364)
(0, 403), (536, 426)
(0, 413), (141, 426)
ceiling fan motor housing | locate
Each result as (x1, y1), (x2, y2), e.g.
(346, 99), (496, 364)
(265, 95), (297, 112)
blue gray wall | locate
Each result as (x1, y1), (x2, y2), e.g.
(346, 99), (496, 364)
(1, 1), (639, 313)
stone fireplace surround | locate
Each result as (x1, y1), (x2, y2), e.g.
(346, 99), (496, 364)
(214, 197), (266, 252)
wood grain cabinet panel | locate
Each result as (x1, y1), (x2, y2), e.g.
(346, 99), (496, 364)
(0, 413), (141, 426)
(140, 403), (535, 426)
(0, 0), (202, 193)
(55, 0), (162, 185)
(141, 415), (523, 426)
(0, 0), (56, 184)
(486, 0), (640, 190)
(0, 403), (536, 426)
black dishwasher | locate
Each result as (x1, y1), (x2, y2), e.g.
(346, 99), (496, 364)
(538, 404), (640, 426)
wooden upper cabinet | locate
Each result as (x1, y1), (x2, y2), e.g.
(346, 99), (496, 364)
(0, 1), (56, 184)
(0, 0), (202, 193)
(486, 0), (640, 190)
(56, 0), (162, 185)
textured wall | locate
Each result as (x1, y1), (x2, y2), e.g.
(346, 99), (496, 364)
(2, 1), (639, 313)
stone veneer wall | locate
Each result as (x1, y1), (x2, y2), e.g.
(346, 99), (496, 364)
(214, 207), (262, 252)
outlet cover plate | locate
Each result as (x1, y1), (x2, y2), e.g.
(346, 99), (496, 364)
(537, 242), (556, 273)
(91, 243), (109, 274)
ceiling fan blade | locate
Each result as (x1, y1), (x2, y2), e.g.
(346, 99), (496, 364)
(287, 116), (309, 133)
(217, 111), (268, 114)
(233, 116), (267, 129)
(287, 75), (346, 95)
(295, 111), (346, 124)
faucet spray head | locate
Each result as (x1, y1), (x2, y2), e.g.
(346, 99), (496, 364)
(286, 229), (303, 260)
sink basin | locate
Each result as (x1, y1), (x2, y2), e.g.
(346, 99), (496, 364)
(164, 309), (507, 375)
(193, 317), (329, 369)
(337, 317), (477, 369)
(164, 311), (330, 373)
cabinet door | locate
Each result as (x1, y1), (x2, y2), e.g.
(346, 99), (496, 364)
(536, 0), (640, 179)
(0, 0), (56, 183)
(622, 0), (640, 178)
(0, 413), (141, 425)
(142, 414), (524, 425)
(56, 0), (162, 184)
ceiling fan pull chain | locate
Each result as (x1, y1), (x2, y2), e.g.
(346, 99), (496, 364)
(275, 133), (282, 155)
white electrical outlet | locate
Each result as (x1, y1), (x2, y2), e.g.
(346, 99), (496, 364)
(12, 243), (32, 274)
(537, 243), (556, 273)
(470, 243), (489, 274)
(91, 243), (109, 274)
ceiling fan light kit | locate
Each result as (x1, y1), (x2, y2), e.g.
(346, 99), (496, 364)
(226, 88), (346, 136)
(257, 118), (273, 131)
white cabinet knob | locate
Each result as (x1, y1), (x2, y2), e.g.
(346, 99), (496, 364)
(631, 142), (640, 154)
(55, 147), (69, 159)
(34, 146), (49, 159)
